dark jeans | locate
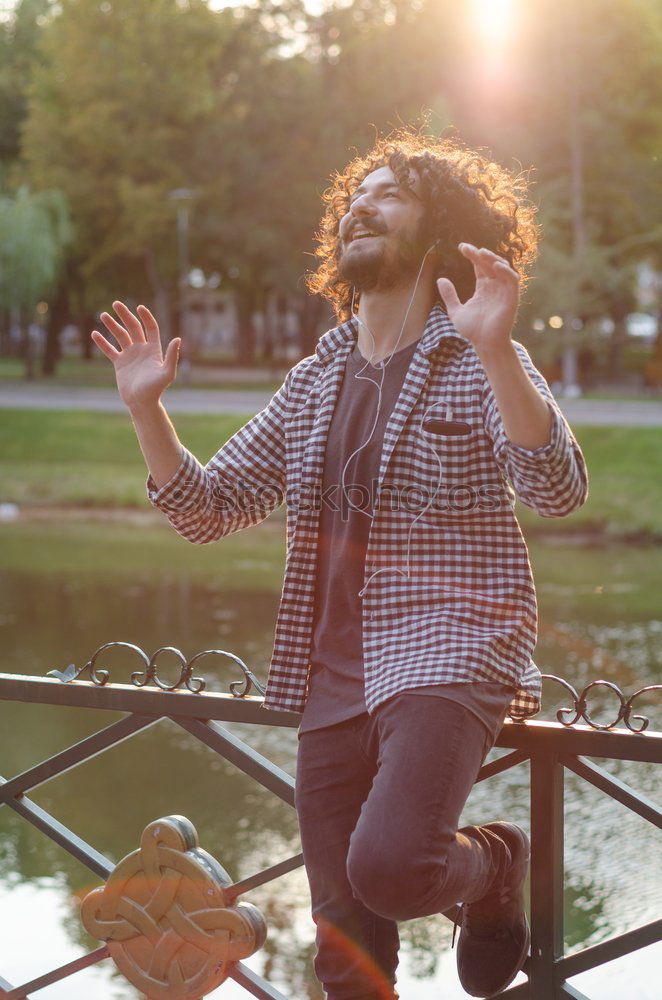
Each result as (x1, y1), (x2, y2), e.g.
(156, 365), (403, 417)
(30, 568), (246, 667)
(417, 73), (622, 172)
(295, 694), (510, 1000)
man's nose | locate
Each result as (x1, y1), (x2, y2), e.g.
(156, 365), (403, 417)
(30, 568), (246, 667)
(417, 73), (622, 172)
(350, 194), (374, 216)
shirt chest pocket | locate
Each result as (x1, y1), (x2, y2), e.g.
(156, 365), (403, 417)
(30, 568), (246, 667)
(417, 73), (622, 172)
(393, 423), (476, 486)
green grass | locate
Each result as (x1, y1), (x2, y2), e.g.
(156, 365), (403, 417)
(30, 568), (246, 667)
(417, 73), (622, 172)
(1, 409), (662, 536)
(516, 425), (662, 538)
(0, 409), (247, 507)
(0, 357), (113, 386)
(582, 391), (662, 402)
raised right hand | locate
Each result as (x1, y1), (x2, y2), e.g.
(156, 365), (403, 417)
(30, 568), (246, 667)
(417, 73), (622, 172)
(91, 301), (180, 413)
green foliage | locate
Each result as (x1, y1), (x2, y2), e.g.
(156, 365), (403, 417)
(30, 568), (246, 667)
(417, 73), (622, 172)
(0, 0), (659, 361)
(0, 184), (71, 310)
(21, 0), (246, 300)
(505, 0), (662, 322)
(0, 0), (52, 166)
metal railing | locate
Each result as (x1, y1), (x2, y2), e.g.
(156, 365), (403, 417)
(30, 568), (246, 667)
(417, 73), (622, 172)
(0, 643), (660, 1000)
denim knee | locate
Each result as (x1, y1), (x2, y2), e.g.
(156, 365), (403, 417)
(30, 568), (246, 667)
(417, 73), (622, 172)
(346, 839), (456, 922)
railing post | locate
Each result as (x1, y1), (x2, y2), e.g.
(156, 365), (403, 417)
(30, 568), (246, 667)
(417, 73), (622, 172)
(530, 751), (565, 999)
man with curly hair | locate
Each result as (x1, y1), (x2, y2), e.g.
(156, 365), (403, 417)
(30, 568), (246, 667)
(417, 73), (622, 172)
(93, 131), (588, 1000)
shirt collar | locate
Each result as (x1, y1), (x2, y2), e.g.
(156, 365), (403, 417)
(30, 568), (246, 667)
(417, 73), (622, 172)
(314, 302), (466, 365)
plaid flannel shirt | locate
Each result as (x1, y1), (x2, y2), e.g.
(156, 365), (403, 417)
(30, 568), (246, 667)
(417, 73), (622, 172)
(147, 304), (588, 719)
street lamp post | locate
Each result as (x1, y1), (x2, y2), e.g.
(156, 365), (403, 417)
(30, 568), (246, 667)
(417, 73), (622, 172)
(168, 188), (195, 353)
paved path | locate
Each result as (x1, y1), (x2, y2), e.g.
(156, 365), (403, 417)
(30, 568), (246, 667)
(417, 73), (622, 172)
(0, 384), (270, 416)
(1, 382), (662, 425)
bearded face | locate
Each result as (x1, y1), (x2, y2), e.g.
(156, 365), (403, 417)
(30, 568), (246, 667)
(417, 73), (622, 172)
(337, 165), (432, 294)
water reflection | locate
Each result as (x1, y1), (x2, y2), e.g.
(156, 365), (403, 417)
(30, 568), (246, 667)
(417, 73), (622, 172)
(0, 522), (660, 997)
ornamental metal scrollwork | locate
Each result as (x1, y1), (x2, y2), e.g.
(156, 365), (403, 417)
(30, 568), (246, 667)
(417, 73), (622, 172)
(47, 642), (266, 697)
(81, 815), (267, 999)
(527, 674), (662, 733)
(622, 684), (662, 732)
(130, 645), (207, 693)
(185, 649), (266, 697)
(47, 649), (659, 730)
(48, 641), (149, 687)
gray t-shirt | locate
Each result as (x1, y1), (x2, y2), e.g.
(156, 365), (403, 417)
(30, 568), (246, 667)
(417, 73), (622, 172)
(299, 336), (515, 746)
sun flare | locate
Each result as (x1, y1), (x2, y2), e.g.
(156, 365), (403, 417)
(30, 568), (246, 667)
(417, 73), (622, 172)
(473, 0), (514, 44)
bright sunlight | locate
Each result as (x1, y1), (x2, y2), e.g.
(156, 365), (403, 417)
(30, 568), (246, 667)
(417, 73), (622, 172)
(473, 0), (514, 45)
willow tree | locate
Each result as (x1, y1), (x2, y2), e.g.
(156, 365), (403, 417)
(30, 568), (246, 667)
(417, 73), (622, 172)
(0, 185), (70, 377)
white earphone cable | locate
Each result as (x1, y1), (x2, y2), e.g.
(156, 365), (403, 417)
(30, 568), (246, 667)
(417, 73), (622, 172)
(336, 244), (446, 597)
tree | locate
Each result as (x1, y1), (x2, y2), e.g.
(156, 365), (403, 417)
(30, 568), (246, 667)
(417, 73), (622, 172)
(12, 0), (662, 375)
(0, 0), (51, 169)
(22, 1), (272, 329)
(431, 0), (662, 381)
(0, 184), (71, 376)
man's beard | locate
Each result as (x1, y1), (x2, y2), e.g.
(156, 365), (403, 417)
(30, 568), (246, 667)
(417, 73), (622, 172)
(338, 218), (431, 293)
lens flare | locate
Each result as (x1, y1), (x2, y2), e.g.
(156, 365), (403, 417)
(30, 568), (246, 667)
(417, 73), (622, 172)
(473, 0), (513, 44)
(316, 916), (399, 998)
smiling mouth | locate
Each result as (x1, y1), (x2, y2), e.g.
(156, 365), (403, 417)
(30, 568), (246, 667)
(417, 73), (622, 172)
(349, 231), (383, 244)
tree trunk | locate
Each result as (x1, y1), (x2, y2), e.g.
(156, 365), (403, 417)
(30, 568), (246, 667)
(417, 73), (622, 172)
(235, 286), (256, 365)
(62, 266), (95, 361)
(0, 307), (11, 357)
(20, 310), (35, 381)
(145, 248), (173, 344)
(79, 312), (96, 360)
(298, 295), (328, 358)
(606, 318), (629, 383)
(42, 281), (70, 375)
(606, 294), (631, 383)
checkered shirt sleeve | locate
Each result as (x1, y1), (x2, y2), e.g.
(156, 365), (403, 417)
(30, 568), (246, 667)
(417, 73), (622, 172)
(145, 376), (290, 544)
(481, 342), (589, 517)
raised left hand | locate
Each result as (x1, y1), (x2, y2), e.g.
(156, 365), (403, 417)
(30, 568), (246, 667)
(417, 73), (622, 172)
(436, 243), (520, 358)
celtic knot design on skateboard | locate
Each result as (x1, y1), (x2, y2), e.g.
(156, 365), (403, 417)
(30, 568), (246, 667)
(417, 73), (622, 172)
(81, 815), (267, 999)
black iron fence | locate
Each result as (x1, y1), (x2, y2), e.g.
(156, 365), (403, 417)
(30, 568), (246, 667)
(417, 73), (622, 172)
(0, 644), (660, 1000)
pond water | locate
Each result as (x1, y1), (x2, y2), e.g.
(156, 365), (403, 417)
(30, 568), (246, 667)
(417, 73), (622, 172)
(0, 516), (660, 999)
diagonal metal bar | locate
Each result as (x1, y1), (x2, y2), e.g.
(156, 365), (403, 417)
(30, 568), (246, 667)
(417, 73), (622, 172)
(230, 961), (290, 999)
(555, 917), (662, 978)
(2, 946), (109, 1000)
(0, 974), (16, 994)
(476, 749), (530, 782)
(0, 714), (159, 804)
(494, 980), (530, 998)
(226, 853), (304, 902)
(175, 717), (295, 806)
(4, 786), (113, 879)
(561, 754), (662, 829)
(558, 985), (591, 999)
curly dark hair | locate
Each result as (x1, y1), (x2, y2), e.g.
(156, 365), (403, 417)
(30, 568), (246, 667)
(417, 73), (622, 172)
(306, 129), (540, 323)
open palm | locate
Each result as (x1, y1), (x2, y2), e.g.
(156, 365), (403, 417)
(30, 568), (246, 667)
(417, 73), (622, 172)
(91, 301), (180, 412)
(437, 243), (520, 357)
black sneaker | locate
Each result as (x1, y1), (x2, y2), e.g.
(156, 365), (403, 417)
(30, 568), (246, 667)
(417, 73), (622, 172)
(453, 822), (531, 998)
